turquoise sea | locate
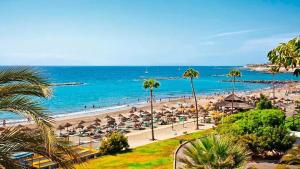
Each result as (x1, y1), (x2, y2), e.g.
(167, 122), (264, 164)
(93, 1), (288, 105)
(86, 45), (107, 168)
(1, 66), (298, 120)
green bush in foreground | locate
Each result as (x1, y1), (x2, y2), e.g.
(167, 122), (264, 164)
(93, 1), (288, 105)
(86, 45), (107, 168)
(99, 131), (129, 155)
(256, 94), (273, 110)
(217, 109), (295, 158)
(179, 135), (250, 169)
(285, 114), (300, 131)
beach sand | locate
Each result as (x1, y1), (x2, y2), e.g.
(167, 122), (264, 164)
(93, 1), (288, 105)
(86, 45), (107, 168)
(9, 82), (300, 149)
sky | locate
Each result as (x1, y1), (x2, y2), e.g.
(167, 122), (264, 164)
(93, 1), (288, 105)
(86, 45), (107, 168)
(0, 0), (299, 66)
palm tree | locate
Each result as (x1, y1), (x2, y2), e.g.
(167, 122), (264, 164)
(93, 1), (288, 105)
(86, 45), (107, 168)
(0, 126), (79, 169)
(179, 135), (250, 169)
(269, 66), (279, 103)
(0, 67), (78, 168)
(183, 68), (200, 130)
(268, 36), (300, 75)
(143, 79), (160, 141)
(227, 69), (241, 114)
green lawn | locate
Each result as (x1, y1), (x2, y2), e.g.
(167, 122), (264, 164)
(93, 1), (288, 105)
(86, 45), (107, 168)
(76, 129), (212, 169)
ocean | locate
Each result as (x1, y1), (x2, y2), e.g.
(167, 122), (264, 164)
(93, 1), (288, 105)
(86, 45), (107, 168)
(1, 66), (298, 120)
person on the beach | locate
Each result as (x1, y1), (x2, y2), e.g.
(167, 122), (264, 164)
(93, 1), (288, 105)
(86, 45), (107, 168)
(2, 120), (6, 127)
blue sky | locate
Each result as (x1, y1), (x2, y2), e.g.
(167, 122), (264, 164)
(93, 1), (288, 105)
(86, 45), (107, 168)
(0, 0), (299, 66)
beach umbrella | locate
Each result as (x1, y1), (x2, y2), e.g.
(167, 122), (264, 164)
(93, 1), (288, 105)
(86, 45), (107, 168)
(57, 125), (65, 135)
(118, 122), (125, 127)
(129, 114), (135, 118)
(94, 118), (101, 123)
(155, 114), (161, 119)
(132, 118), (139, 124)
(92, 121), (101, 126)
(107, 119), (115, 126)
(105, 115), (111, 119)
(87, 125), (96, 130)
(131, 114), (139, 120)
(121, 116), (127, 122)
(75, 123), (84, 129)
(79, 120), (86, 124)
(64, 122), (72, 131)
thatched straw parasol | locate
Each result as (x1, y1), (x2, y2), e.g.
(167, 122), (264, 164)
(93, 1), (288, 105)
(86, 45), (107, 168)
(75, 123), (84, 129)
(79, 120), (86, 124)
(64, 122), (72, 131)
(132, 118), (139, 124)
(94, 118), (101, 123)
(105, 115), (111, 119)
(57, 125), (65, 135)
(131, 114), (139, 120)
(92, 121), (101, 126)
(0, 127), (5, 132)
(121, 116), (127, 122)
(118, 122), (125, 127)
(87, 125), (96, 130)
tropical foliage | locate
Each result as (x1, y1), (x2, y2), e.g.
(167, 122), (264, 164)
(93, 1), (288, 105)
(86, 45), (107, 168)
(99, 131), (129, 155)
(183, 68), (200, 129)
(227, 69), (241, 113)
(268, 36), (300, 76)
(0, 67), (78, 168)
(217, 109), (295, 158)
(0, 126), (79, 169)
(285, 114), (300, 131)
(256, 93), (273, 110)
(143, 79), (160, 141)
(179, 135), (250, 169)
(227, 68), (241, 94)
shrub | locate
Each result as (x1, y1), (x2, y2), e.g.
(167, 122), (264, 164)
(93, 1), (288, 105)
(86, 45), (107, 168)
(285, 114), (300, 131)
(217, 109), (296, 158)
(256, 93), (273, 110)
(210, 111), (225, 124)
(99, 131), (129, 155)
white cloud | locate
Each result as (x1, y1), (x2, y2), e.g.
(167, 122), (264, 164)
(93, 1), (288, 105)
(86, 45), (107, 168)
(205, 28), (269, 39)
(239, 32), (300, 52)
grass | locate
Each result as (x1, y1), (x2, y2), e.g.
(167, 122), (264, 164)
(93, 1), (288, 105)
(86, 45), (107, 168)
(76, 129), (212, 169)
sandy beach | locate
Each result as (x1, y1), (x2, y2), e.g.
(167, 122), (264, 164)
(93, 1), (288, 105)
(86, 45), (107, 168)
(6, 82), (300, 149)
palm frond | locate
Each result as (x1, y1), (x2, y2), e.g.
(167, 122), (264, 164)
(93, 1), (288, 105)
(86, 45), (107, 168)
(0, 67), (49, 86)
(0, 84), (52, 98)
(179, 135), (249, 169)
(0, 126), (81, 169)
(0, 96), (53, 128)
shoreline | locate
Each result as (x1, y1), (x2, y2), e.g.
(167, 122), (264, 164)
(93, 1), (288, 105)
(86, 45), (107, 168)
(3, 81), (298, 127)
(3, 85), (267, 126)
(1, 83), (279, 126)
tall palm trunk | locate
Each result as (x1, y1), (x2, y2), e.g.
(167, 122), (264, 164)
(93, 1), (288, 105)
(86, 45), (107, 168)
(231, 76), (235, 114)
(190, 78), (199, 130)
(150, 89), (155, 140)
(272, 73), (275, 104)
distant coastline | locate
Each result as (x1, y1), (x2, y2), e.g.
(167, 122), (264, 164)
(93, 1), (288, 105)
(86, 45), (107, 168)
(245, 64), (294, 73)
